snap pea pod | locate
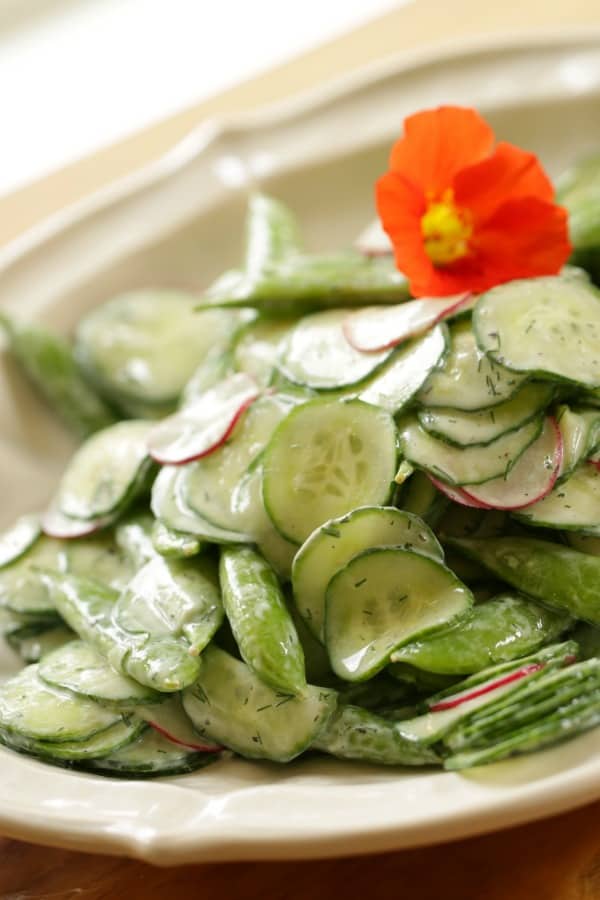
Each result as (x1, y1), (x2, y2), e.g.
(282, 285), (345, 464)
(151, 520), (203, 559)
(0, 514), (41, 569)
(390, 593), (572, 675)
(445, 658), (600, 751)
(199, 253), (410, 316)
(0, 314), (116, 438)
(219, 546), (306, 695)
(115, 512), (157, 567)
(312, 704), (439, 766)
(556, 153), (600, 282)
(182, 644), (337, 763)
(570, 621), (600, 659)
(244, 193), (302, 275)
(41, 570), (202, 692)
(447, 536), (600, 625)
(444, 693), (600, 770)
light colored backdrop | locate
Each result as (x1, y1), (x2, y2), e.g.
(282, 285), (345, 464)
(0, 0), (598, 246)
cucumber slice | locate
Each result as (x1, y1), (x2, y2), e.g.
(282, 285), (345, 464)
(448, 536), (600, 624)
(135, 695), (221, 751)
(473, 275), (600, 387)
(343, 293), (470, 352)
(278, 309), (392, 390)
(390, 593), (571, 675)
(182, 645), (337, 762)
(515, 462), (600, 532)
(151, 520), (202, 558)
(292, 506), (444, 642)
(83, 727), (219, 778)
(418, 383), (554, 448)
(416, 320), (527, 411)
(399, 415), (542, 486)
(0, 664), (122, 742)
(262, 398), (398, 544)
(357, 324), (448, 414)
(151, 466), (251, 544)
(313, 704), (439, 766)
(1, 717), (143, 763)
(39, 640), (161, 706)
(182, 393), (298, 531)
(75, 290), (249, 407)
(325, 547), (473, 681)
(147, 373), (260, 466)
(115, 554), (222, 655)
(0, 515), (41, 569)
(0, 536), (66, 617)
(460, 416), (562, 510)
(556, 406), (600, 482)
(233, 317), (298, 386)
(6, 623), (73, 663)
(55, 421), (154, 520)
(220, 546), (306, 695)
(231, 466), (298, 579)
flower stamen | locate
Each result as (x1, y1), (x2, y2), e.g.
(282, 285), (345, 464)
(421, 189), (472, 266)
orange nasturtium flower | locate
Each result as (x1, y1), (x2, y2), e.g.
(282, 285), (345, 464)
(376, 106), (572, 297)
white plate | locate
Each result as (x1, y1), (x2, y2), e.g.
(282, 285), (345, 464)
(1, 29), (600, 865)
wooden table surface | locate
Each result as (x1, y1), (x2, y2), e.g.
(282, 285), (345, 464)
(1, 2), (600, 896)
(0, 801), (598, 900)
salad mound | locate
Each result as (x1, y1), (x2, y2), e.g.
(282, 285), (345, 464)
(0, 112), (599, 778)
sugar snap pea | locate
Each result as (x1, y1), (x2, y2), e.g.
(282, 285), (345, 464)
(244, 192), (302, 275)
(151, 520), (203, 558)
(448, 536), (600, 624)
(219, 546), (306, 695)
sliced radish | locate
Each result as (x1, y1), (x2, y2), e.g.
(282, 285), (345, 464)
(355, 218), (393, 257)
(148, 373), (260, 466)
(138, 699), (222, 753)
(429, 662), (545, 711)
(461, 417), (562, 510)
(427, 475), (491, 510)
(343, 293), (472, 353)
(588, 450), (600, 472)
(42, 502), (113, 539)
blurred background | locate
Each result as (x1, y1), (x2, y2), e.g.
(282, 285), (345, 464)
(0, 0), (597, 243)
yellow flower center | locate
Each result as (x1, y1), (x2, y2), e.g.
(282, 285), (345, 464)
(421, 189), (472, 266)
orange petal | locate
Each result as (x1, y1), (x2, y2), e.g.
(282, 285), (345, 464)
(389, 107), (494, 196)
(454, 142), (555, 225)
(472, 197), (572, 285)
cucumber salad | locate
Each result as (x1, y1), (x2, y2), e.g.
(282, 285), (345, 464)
(1, 158), (600, 780)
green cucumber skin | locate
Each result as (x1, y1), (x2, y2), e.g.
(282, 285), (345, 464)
(448, 536), (600, 625)
(0, 718), (144, 764)
(219, 547), (306, 695)
(313, 704), (439, 766)
(0, 315), (116, 438)
(391, 593), (571, 675)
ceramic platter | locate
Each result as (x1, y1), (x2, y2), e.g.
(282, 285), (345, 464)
(0, 29), (599, 864)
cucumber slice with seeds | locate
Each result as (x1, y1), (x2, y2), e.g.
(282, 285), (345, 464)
(473, 275), (600, 387)
(325, 547), (473, 681)
(418, 383), (554, 448)
(278, 309), (392, 390)
(55, 421), (154, 520)
(399, 415), (542, 486)
(416, 320), (527, 411)
(0, 664), (122, 742)
(292, 506), (444, 642)
(262, 398), (398, 544)
(182, 645), (337, 762)
(39, 640), (161, 706)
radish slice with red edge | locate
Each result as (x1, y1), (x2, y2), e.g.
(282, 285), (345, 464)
(588, 451), (600, 471)
(461, 417), (562, 510)
(137, 700), (222, 753)
(355, 219), (393, 257)
(42, 502), (113, 539)
(148, 373), (260, 466)
(343, 293), (472, 353)
(428, 662), (544, 711)
(427, 475), (491, 510)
